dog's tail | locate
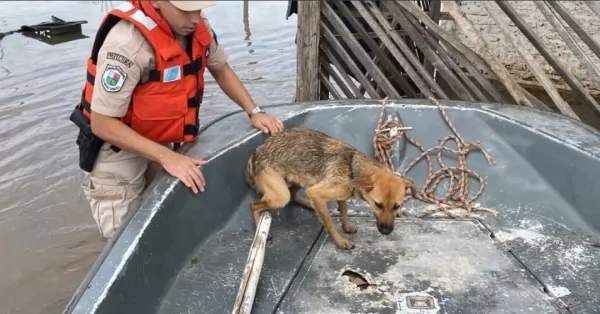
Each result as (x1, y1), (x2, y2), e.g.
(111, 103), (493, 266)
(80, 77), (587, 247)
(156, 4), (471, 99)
(244, 153), (256, 190)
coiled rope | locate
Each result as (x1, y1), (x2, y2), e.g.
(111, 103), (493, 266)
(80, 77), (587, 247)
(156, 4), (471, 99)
(373, 97), (498, 218)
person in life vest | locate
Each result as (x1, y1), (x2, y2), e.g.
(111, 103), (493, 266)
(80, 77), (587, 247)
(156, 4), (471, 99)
(70, 0), (284, 239)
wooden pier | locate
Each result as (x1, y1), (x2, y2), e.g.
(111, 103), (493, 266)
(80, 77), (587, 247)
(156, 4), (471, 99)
(293, 0), (600, 127)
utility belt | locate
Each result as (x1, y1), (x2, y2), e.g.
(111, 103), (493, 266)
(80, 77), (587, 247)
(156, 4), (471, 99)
(107, 143), (181, 153)
(69, 108), (182, 172)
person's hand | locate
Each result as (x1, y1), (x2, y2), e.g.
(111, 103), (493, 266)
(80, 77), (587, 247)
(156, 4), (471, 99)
(159, 150), (208, 194)
(251, 112), (284, 134)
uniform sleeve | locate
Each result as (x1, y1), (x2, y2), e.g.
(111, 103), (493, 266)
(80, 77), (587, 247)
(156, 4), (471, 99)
(203, 16), (229, 72)
(90, 24), (147, 118)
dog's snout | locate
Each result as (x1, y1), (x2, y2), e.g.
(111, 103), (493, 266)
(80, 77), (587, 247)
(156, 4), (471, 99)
(377, 223), (394, 235)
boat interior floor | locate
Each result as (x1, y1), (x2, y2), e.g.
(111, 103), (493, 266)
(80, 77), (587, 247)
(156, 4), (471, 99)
(155, 104), (600, 314)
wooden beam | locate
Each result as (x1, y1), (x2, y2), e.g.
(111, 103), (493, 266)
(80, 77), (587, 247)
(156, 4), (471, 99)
(444, 1), (536, 108)
(296, 0), (322, 101)
(424, 0), (442, 76)
(322, 1), (402, 99)
(353, 1), (442, 99)
(495, 0), (600, 114)
(321, 21), (380, 98)
(332, 8), (455, 22)
(320, 42), (365, 98)
(481, 1), (577, 119)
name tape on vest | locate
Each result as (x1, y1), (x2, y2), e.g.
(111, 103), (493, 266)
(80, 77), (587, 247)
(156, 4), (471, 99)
(163, 65), (182, 83)
(101, 64), (128, 93)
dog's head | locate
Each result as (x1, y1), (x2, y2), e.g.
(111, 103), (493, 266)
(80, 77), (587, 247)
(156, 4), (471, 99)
(352, 171), (416, 235)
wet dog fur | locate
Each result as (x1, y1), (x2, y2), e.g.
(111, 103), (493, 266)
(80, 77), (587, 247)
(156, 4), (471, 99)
(244, 127), (416, 249)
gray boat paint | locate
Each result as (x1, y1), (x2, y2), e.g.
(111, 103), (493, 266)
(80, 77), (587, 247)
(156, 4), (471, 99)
(63, 99), (600, 314)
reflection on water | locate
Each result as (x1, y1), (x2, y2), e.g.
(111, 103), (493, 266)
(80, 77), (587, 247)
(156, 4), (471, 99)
(0, 1), (297, 313)
(21, 31), (89, 46)
(243, 0), (254, 54)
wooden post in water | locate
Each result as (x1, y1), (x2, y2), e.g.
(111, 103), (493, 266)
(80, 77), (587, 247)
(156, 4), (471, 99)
(296, 0), (322, 102)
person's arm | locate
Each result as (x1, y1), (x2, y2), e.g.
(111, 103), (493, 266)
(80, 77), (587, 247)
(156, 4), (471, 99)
(91, 113), (173, 163)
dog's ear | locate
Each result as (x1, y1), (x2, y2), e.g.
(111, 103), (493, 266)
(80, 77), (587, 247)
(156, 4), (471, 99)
(351, 176), (374, 192)
(394, 172), (417, 196)
(403, 177), (417, 197)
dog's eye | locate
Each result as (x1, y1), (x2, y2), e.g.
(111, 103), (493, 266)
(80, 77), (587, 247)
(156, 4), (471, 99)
(392, 204), (400, 210)
(375, 202), (384, 209)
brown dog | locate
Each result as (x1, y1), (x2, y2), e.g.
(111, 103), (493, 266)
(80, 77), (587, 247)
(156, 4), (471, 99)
(244, 127), (415, 249)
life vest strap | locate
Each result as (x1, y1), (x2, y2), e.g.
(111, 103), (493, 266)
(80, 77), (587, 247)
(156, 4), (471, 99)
(184, 124), (198, 136)
(80, 82), (202, 113)
(87, 71), (95, 86)
(85, 57), (202, 88)
(81, 91), (91, 113)
(147, 57), (202, 82)
(187, 90), (203, 108)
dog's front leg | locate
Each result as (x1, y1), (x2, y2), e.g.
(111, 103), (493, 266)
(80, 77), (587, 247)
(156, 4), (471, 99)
(313, 199), (355, 249)
(337, 201), (357, 234)
(306, 187), (354, 250)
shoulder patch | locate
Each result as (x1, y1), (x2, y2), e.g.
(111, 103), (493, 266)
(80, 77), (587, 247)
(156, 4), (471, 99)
(101, 64), (128, 93)
(106, 52), (134, 68)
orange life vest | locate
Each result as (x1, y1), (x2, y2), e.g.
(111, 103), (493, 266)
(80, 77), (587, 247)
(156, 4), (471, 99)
(74, 0), (213, 143)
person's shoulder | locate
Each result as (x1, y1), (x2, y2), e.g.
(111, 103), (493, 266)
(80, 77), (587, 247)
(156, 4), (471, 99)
(97, 19), (155, 74)
(101, 19), (151, 56)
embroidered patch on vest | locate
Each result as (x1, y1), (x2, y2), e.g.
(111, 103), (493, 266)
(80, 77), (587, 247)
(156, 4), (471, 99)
(163, 65), (182, 83)
(101, 64), (127, 93)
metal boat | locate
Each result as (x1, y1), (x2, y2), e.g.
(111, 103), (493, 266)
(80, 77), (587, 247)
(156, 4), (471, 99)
(62, 99), (600, 314)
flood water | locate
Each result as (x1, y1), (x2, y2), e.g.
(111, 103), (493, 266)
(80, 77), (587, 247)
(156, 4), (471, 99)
(0, 1), (297, 313)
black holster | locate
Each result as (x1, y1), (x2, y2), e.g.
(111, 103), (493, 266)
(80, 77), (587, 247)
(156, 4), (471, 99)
(69, 108), (105, 172)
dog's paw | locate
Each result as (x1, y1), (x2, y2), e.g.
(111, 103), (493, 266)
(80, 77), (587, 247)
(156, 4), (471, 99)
(342, 223), (357, 234)
(335, 237), (355, 250)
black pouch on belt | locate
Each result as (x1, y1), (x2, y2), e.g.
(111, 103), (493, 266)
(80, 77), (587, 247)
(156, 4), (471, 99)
(69, 109), (105, 173)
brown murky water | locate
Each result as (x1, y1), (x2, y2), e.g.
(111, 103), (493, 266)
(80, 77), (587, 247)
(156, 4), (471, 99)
(0, 1), (297, 313)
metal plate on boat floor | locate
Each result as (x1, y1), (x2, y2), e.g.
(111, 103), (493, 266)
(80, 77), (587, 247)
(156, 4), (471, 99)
(277, 218), (559, 314)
